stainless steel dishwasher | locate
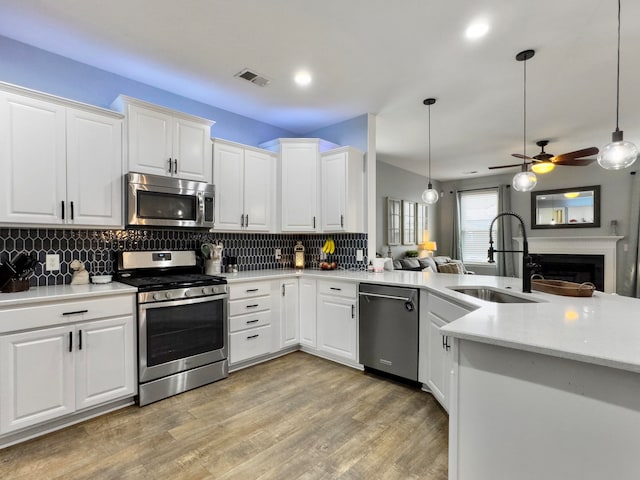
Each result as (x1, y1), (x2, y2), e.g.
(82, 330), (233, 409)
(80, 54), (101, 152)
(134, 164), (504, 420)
(358, 283), (419, 381)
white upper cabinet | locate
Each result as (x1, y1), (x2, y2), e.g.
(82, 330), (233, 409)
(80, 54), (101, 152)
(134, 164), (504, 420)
(0, 84), (123, 227)
(281, 141), (318, 232)
(113, 95), (213, 182)
(212, 139), (275, 231)
(321, 147), (364, 232)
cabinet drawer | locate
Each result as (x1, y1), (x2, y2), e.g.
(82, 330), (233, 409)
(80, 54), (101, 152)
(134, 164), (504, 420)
(429, 294), (472, 323)
(317, 280), (356, 299)
(229, 325), (271, 364)
(229, 296), (272, 317)
(0, 294), (135, 334)
(229, 310), (271, 333)
(229, 281), (271, 300)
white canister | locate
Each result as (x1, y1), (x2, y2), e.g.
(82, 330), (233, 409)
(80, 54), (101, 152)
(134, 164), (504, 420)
(205, 259), (221, 275)
(372, 258), (386, 273)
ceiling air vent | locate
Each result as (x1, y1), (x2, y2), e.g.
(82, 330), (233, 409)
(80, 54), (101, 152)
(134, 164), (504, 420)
(235, 68), (271, 87)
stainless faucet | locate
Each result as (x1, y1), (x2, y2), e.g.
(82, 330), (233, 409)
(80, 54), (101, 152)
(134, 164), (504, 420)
(487, 211), (536, 293)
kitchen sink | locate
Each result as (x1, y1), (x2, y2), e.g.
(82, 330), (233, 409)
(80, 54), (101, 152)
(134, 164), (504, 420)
(447, 286), (538, 304)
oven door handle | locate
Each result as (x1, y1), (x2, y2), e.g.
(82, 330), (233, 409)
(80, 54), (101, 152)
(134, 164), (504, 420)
(138, 293), (229, 309)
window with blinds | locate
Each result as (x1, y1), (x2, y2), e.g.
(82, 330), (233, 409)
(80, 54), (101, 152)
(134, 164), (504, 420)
(459, 189), (498, 263)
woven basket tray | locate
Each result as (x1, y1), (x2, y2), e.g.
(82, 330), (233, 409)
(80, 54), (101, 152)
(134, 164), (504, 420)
(531, 278), (595, 297)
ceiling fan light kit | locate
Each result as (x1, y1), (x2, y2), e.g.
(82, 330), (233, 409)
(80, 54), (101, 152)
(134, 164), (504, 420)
(598, 0), (637, 170)
(421, 98), (439, 205)
(531, 161), (555, 174)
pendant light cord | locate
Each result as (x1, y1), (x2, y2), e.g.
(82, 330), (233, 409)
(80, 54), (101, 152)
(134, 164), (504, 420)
(428, 104), (432, 183)
(523, 56), (527, 164)
(615, 0), (621, 132)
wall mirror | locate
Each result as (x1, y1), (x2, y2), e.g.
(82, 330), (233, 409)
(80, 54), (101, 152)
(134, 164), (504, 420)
(387, 197), (401, 245)
(531, 185), (600, 229)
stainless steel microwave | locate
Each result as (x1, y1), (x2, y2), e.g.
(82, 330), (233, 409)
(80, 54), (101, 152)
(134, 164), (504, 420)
(126, 172), (214, 228)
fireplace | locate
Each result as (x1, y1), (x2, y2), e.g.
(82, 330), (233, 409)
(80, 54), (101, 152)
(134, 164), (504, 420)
(514, 236), (622, 293)
(533, 253), (605, 291)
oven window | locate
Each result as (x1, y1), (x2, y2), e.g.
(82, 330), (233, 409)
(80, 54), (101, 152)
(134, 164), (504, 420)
(138, 191), (197, 221)
(146, 300), (224, 367)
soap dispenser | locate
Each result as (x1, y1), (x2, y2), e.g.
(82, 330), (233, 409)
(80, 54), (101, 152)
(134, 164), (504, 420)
(294, 241), (305, 269)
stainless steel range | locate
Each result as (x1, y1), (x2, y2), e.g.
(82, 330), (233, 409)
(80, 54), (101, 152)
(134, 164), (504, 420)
(116, 250), (228, 406)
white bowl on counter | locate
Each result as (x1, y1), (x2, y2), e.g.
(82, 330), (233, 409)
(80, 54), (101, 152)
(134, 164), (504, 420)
(91, 275), (112, 284)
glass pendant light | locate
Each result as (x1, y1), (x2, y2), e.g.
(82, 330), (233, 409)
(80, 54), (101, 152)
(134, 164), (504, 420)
(421, 98), (439, 204)
(598, 0), (638, 170)
(512, 49), (537, 192)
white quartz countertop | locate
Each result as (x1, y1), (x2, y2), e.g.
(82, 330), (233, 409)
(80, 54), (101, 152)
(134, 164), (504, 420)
(224, 268), (640, 373)
(0, 281), (137, 307)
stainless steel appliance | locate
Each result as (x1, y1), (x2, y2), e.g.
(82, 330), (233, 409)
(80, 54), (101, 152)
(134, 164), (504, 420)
(358, 283), (419, 381)
(126, 172), (215, 228)
(116, 250), (228, 406)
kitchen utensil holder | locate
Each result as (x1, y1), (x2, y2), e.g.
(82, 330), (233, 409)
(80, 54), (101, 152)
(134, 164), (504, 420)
(1, 278), (30, 293)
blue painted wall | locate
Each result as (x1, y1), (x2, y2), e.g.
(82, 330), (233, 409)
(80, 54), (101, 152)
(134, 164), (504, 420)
(0, 35), (295, 145)
(305, 114), (369, 152)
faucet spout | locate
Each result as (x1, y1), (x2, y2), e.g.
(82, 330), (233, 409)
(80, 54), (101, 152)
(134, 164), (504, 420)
(488, 211), (533, 293)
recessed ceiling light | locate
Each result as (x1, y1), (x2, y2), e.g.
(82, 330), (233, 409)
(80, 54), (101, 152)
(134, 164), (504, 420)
(465, 22), (489, 39)
(294, 71), (312, 87)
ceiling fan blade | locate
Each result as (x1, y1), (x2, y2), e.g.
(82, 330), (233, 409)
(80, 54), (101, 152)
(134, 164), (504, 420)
(552, 147), (599, 162)
(488, 162), (528, 170)
(512, 153), (534, 160)
(553, 158), (596, 167)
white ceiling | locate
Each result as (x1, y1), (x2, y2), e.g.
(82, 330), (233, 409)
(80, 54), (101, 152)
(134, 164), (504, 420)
(0, 0), (639, 181)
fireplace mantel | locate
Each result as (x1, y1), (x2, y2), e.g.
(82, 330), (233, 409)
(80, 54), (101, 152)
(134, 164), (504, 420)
(513, 236), (623, 293)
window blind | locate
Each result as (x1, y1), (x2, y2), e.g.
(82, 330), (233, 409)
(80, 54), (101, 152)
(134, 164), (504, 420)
(459, 189), (498, 263)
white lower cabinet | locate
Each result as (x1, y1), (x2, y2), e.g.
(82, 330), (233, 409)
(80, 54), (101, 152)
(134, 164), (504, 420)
(299, 278), (317, 348)
(0, 309), (135, 435)
(316, 280), (357, 364)
(228, 281), (273, 365)
(422, 293), (474, 412)
(280, 279), (299, 348)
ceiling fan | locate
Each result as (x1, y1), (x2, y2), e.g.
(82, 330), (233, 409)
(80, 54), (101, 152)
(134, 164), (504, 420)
(489, 140), (599, 172)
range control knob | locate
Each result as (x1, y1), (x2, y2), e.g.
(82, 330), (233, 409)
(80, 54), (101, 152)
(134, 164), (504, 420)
(153, 293), (162, 301)
(164, 291), (171, 300)
(185, 289), (193, 298)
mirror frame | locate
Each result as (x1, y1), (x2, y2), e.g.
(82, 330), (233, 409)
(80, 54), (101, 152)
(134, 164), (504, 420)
(530, 185), (601, 229)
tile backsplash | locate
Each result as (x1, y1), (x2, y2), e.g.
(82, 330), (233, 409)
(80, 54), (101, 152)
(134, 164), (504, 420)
(0, 228), (368, 286)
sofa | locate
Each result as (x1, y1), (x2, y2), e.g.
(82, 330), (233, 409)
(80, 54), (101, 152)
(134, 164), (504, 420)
(393, 255), (474, 274)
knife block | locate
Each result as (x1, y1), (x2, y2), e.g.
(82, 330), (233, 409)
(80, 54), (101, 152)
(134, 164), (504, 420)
(1, 278), (30, 293)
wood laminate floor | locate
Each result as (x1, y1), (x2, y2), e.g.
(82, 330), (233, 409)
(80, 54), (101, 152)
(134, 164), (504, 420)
(0, 352), (448, 480)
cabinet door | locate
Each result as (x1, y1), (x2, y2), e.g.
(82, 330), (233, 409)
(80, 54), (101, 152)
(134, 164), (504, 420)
(173, 117), (212, 182)
(213, 142), (244, 230)
(127, 104), (173, 177)
(321, 151), (347, 231)
(427, 313), (448, 409)
(0, 326), (75, 433)
(281, 143), (318, 232)
(299, 278), (317, 348)
(66, 108), (123, 226)
(280, 279), (299, 348)
(317, 295), (357, 362)
(244, 149), (274, 231)
(0, 92), (66, 224)
(75, 316), (136, 411)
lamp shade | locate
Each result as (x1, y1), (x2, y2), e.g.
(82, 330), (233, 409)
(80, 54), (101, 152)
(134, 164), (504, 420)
(531, 161), (555, 174)
(423, 241), (437, 251)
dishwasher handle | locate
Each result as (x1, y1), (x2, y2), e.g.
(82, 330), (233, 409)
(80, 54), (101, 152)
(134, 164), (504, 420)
(358, 291), (412, 302)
